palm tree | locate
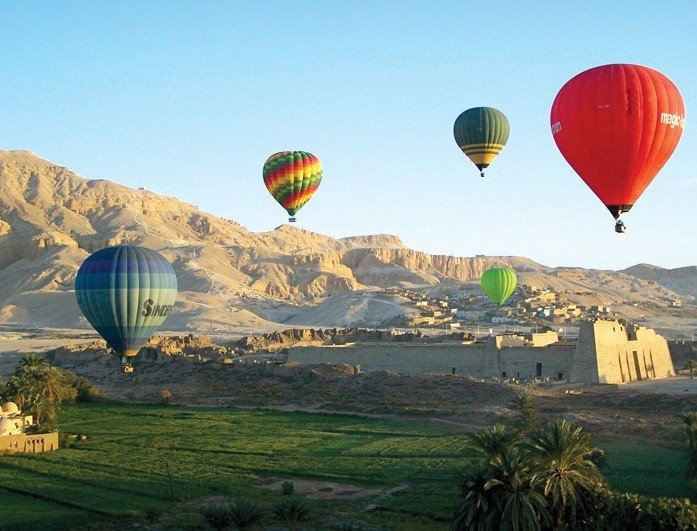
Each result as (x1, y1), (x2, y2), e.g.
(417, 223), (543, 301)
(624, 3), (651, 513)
(509, 393), (539, 433)
(525, 420), (604, 528)
(467, 424), (521, 464)
(485, 450), (550, 531)
(27, 393), (57, 427)
(37, 366), (76, 404)
(17, 354), (49, 372)
(454, 448), (550, 531)
(3, 355), (76, 429)
(453, 464), (497, 531)
(7, 372), (33, 410)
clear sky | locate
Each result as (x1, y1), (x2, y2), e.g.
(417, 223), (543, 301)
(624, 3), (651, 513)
(0, 1), (694, 270)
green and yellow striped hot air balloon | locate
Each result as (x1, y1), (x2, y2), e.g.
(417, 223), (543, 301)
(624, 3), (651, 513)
(481, 267), (517, 305)
(263, 151), (322, 222)
(454, 107), (510, 177)
(75, 245), (178, 372)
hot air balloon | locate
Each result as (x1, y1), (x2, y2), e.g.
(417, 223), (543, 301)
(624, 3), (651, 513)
(550, 64), (685, 233)
(454, 107), (510, 177)
(263, 151), (322, 222)
(481, 267), (517, 305)
(75, 245), (177, 372)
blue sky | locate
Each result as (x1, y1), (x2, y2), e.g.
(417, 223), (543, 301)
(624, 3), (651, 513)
(0, 1), (694, 269)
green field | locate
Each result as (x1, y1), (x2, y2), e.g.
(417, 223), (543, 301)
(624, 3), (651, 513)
(0, 403), (691, 529)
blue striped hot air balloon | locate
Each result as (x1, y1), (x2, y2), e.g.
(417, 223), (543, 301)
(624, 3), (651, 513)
(75, 245), (177, 369)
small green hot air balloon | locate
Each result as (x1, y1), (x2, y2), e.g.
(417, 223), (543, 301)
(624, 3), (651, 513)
(481, 267), (517, 305)
(454, 107), (510, 177)
(75, 245), (177, 371)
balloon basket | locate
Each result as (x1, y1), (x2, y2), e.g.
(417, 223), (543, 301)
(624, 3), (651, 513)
(288, 217), (297, 223)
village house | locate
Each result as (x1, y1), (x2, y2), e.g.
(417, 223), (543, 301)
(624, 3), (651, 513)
(0, 402), (58, 453)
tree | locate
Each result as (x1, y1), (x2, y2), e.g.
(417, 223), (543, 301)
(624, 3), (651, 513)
(2, 355), (77, 429)
(509, 393), (539, 433)
(457, 425), (542, 531)
(484, 450), (550, 531)
(454, 448), (550, 531)
(525, 420), (603, 528)
(467, 424), (521, 465)
(454, 464), (498, 531)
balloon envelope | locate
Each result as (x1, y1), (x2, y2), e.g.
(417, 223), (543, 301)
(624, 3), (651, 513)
(263, 151), (322, 218)
(75, 245), (177, 359)
(550, 64), (685, 219)
(454, 107), (510, 174)
(481, 267), (517, 305)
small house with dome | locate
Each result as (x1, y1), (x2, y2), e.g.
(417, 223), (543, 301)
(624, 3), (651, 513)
(0, 402), (58, 453)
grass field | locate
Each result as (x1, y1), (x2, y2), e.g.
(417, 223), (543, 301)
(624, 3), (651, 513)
(0, 403), (692, 529)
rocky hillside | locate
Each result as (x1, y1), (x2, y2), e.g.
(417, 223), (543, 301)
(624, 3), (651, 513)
(0, 150), (693, 332)
(622, 264), (697, 300)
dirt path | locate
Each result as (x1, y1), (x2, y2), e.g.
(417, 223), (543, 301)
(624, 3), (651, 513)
(618, 375), (697, 395)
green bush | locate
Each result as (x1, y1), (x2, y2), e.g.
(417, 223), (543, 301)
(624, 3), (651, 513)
(143, 506), (163, 524)
(62, 371), (106, 403)
(281, 481), (295, 495)
(274, 496), (310, 530)
(683, 412), (697, 479)
(77, 383), (107, 403)
(229, 498), (264, 530)
(58, 433), (74, 449)
(202, 499), (233, 530)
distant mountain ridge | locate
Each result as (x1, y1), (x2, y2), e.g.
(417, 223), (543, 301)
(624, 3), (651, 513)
(0, 150), (693, 332)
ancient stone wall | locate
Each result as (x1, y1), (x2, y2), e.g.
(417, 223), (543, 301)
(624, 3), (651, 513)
(289, 340), (575, 380)
(492, 344), (575, 380)
(292, 320), (675, 385)
(289, 344), (488, 376)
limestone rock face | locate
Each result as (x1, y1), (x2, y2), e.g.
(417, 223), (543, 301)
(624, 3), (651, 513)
(0, 150), (691, 331)
(622, 264), (697, 299)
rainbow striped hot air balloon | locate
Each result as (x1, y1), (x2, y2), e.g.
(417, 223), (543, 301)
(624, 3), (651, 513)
(263, 151), (322, 222)
(481, 267), (517, 305)
(75, 245), (177, 371)
(454, 107), (510, 177)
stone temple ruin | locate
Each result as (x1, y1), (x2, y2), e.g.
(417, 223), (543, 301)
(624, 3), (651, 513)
(289, 320), (675, 385)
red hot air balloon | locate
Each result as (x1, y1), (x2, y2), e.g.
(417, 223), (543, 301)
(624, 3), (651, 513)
(550, 64), (685, 233)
